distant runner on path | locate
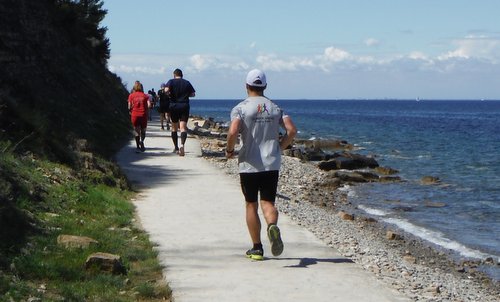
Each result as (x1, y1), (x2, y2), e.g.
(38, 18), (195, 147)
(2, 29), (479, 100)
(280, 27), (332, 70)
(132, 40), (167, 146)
(163, 68), (196, 156)
(157, 83), (170, 130)
(128, 81), (152, 152)
(226, 69), (297, 260)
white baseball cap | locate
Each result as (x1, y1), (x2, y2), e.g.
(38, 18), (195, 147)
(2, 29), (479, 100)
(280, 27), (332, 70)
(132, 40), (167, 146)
(246, 69), (267, 87)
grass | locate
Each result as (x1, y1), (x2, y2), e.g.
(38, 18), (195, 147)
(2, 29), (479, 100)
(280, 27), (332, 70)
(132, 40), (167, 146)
(0, 148), (172, 302)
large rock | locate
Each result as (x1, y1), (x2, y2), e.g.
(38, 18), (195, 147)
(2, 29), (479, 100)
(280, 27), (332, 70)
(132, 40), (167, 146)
(356, 171), (380, 181)
(379, 176), (402, 182)
(192, 127), (212, 136)
(374, 166), (399, 175)
(188, 117), (210, 130)
(345, 153), (379, 168)
(320, 177), (341, 189)
(338, 211), (354, 220)
(386, 231), (401, 240)
(317, 157), (345, 170)
(334, 171), (368, 183)
(284, 147), (339, 161)
(85, 252), (126, 275)
(188, 117), (228, 138)
(317, 153), (379, 171)
(336, 157), (360, 170)
(297, 139), (353, 150)
(289, 139), (357, 161)
(302, 149), (331, 161)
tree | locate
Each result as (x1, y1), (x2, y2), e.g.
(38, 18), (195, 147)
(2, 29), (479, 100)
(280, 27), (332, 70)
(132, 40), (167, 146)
(52, 0), (110, 64)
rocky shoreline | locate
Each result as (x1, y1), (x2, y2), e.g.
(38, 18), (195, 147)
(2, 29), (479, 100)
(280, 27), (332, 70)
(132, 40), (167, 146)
(191, 117), (499, 302)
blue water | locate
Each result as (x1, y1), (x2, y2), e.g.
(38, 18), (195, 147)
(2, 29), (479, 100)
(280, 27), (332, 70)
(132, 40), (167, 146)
(191, 99), (500, 270)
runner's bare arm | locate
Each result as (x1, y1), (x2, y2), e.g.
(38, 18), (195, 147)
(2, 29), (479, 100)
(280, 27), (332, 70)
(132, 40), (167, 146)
(226, 118), (240, 158)
(280, 116), (297, 150)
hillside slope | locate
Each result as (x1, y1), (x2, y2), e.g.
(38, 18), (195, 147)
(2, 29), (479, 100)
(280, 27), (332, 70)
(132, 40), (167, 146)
(0, 0), (132, 262)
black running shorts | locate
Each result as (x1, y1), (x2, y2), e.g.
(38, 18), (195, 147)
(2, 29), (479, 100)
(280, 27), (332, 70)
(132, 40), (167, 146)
(239, 170), (279, 203)
(170, 104), (190, 123)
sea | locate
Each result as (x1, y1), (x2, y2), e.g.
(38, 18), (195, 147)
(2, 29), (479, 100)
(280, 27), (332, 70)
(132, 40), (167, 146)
(190, 99), (500, 279)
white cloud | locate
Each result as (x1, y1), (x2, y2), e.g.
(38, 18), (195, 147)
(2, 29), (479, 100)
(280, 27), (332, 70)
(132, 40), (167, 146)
(255, 54), (315, 72)
(190, 54), (215, 71)
(108, 35), (500, 98)
(109, 37), (500, 78)
(365, 38), (380, 47)
(438, 35), (500, 62)
(408, 51), (427, 60)
(107, 53), (181, 75)
(323, 47), (352, 62)
(357, 55), (376, 64)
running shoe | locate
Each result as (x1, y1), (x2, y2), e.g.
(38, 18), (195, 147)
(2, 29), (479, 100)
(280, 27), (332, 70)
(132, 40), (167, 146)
(246, 248), (264, 261)
(267, 224), (284, 256)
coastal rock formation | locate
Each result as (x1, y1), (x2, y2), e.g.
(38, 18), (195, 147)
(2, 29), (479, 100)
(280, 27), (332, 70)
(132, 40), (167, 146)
(188, 116), (228, 138)
(295, 138), (354, 150)
(317, 153), (379, 171)
(375, 166), (399, 175)
(189, 116), (400, 187)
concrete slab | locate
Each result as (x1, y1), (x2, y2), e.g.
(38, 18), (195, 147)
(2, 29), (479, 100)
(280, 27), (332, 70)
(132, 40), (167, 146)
(116, 120), (409, 302)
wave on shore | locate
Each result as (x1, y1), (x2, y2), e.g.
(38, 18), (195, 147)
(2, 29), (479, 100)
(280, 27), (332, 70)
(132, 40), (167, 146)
(358, 205), (499, 262)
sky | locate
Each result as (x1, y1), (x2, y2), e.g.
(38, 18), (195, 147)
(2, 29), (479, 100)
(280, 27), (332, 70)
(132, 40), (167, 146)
(102, 0), (500, 100)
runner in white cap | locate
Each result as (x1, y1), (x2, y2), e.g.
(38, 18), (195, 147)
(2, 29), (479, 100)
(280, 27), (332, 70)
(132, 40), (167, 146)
(226, 69), (297, 260)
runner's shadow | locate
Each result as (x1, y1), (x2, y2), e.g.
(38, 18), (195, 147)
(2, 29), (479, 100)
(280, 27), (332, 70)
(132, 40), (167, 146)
(273, 257), (354, 268)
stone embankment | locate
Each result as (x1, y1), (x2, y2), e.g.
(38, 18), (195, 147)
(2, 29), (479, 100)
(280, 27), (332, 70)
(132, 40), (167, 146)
(189, 116), (499, 302)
